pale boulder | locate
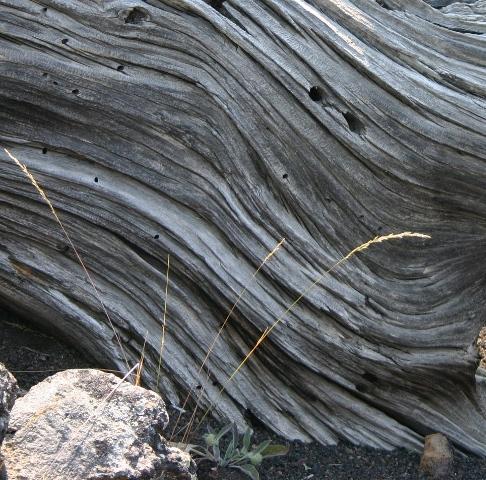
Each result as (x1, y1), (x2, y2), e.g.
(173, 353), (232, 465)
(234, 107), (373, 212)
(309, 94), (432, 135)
(0, 363), (17, 446)
(2, 369), (196, 479)
(419, 433), (453, 479)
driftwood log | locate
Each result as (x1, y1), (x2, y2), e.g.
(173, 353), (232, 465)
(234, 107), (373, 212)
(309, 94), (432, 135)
(1, 0), (486, 455)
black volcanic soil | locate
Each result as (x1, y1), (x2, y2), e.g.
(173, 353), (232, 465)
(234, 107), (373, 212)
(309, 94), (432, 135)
(2, 306), (486, 479)
(0, 307), (97, 389)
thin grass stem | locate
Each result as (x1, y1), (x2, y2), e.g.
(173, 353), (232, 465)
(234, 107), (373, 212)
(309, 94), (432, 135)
(3, 147), (129, 371)
(170, 238), (285, 443)
(156, 254), (170, 390)
(191, 232), (430, 435)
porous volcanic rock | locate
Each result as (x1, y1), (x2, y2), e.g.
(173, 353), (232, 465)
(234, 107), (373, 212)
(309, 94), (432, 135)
(0, 363), (17, 446)
(419, 433), (453, 479)
(2, 368), (196, 479)
(0, 362), (18, 478)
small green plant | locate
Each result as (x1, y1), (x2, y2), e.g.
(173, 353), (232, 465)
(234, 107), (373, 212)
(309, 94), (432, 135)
(190, 423), (288, 480)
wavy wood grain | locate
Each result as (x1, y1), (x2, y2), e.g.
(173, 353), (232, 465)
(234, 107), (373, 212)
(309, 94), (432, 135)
(1, 0), (486, 454)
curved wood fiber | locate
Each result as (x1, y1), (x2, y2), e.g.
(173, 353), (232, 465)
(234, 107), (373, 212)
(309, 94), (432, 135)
(1, 0), (486, 454)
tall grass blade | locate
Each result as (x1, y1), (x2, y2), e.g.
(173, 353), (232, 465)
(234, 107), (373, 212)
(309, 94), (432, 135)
(192, 232), (431, 433)
(173, 238), (285, 443)
(156, 254), (170, 390)
(3, 147), (129, 370)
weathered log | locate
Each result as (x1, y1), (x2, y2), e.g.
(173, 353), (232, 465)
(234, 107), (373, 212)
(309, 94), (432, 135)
(1, 0), (486, 454)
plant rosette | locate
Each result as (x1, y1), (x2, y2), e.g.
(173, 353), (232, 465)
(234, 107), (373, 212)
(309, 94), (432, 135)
(189, 423), (289, 480)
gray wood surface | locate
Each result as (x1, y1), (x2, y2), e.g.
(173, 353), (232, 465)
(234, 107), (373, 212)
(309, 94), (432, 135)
(1, 0), (486, 454)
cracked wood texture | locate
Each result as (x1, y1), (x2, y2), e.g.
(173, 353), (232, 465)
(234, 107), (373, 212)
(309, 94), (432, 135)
(1, 0), (486, 455)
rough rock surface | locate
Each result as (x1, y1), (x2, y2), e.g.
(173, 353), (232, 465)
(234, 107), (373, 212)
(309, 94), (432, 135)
(0, 363), (17, 446)
(477, 327), (486, 369)
(419, 433), (453, 479)
(2, 369), (196, 480)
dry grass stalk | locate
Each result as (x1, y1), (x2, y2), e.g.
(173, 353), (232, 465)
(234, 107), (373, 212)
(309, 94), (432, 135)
(3, 147), (129, 370)
(173, 238), (285, 443)
(201, 238), (285, 374)
(136, 332), (149, 387)
(3, 148), (432, 452)
(192, 231), (431, 434)
(156, 254), (170, 389)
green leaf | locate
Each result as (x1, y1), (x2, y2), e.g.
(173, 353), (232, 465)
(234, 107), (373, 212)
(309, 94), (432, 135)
(242, 427), (253, 453)
(249, 452), (263, 466)
(234, 464), (260, 480)
(204, 433), (218, 447)
(215, 423), (232, 442)
(260, 444), (289, 458)
(213, 444), (221, 462)
(231, 423), (239, 445)
(223, 436), (236, 463)
(252, 440), (271, 455)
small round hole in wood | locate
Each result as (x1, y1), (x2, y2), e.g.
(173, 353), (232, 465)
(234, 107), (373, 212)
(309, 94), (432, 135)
(309, 86), (324, 101)
(125, 8), (148, 24)
(343, 111), (365, 134)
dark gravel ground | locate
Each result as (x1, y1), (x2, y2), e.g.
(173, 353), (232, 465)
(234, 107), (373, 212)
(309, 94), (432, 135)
(0, 309), (97, 389)
(2, 306), (486, 479)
